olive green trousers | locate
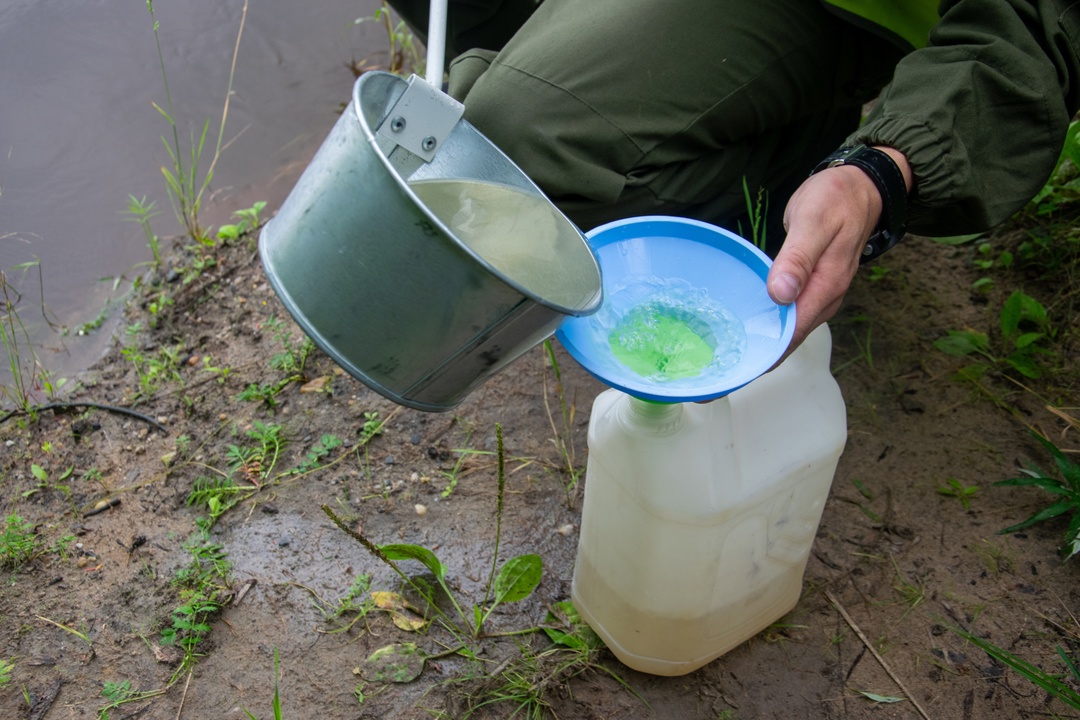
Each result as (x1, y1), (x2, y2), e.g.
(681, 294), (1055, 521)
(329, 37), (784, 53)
(389, 0), (903, 253)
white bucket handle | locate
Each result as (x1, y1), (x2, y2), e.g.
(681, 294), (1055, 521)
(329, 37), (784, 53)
(425, 0), (448, 87)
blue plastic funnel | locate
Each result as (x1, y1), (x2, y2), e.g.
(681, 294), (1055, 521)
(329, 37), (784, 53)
(555, 216), (795, 402)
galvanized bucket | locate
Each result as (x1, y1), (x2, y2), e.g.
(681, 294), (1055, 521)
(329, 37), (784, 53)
(260, 71), (602, 412)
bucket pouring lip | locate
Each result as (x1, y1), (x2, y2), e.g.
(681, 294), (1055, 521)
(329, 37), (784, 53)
(353, 71), (603, 319)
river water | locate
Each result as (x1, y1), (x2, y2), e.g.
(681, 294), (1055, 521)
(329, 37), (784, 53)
(0, 0), (387, 388)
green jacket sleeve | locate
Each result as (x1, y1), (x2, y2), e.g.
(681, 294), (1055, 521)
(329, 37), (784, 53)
(846, 0), (1080, 235)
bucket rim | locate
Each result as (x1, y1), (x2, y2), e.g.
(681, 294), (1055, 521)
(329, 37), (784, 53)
(352, 71), (603, 318)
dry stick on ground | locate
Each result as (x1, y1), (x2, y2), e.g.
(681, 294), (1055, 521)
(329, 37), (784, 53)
(825, 589), (933, 720)
(175, 670), (193, 720)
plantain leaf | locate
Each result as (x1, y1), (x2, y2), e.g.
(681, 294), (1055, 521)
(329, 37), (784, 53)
(380, 544), (446, 582)
(493, 554), (542, 605)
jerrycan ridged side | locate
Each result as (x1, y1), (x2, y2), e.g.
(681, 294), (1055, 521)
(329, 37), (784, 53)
(570, 324), (847, 676)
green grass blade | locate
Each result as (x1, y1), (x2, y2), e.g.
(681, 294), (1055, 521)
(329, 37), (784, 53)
(949, 626), (1080, 709)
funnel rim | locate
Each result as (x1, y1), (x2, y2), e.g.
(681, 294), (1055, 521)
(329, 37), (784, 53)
(555, 215), (796, 403)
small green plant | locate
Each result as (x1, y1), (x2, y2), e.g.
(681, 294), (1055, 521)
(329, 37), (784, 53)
(319, 574), (377, 633)
(122, 195), (162, 270)
(1028, 118), (1080, 218)
(146, 0), (248, 244)
(948, 624), (1080, 710)
(972, 240), (1014, 272)
(217, 201), (267, 242)
(867, 265), (891, 282)
(162, 530), (232, 675)
(122, 344), (183, 397)
(242, 648), (284, 720)
(236, 381), (286, 408)
(933, 290), (1053, 380)
(542, 340), (584, 507)
(937, 478), (979, 510)
(236, 316), (315, 406)
(22, 463), (74, 500)
(353, 1), (424, 77)
(0, 658), (12, 687)
(1, 261), (60, 413)
(440, 448), (480, 499)
(98, 679), (164, 720)
(0, 513), (40, 569)
(292, 434), (343, 475)
(453, 601), (630, 719)
(187, 476), (246, 528)
(266, 315), (315, 377)
(737, 177), (769, 252)
(325, 425), (542, 644)
(201, 356), (231, 383)
(996, 430), (1080, 558)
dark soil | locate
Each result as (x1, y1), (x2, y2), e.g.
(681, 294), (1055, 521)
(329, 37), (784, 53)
(1, 219), (1079, 720)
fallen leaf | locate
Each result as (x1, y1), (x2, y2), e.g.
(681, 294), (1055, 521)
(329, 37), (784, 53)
(371, 591), (428, 632)
(299, 376), (330, 393)
(356, 642), (426, 683)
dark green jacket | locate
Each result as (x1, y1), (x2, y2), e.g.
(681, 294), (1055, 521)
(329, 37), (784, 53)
(844, 0), (1080, 235)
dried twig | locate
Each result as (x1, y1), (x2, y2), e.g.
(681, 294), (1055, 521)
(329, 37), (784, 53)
(825, 589), (932, 720)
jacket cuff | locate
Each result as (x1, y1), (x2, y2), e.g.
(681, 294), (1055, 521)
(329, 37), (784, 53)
(845, 114), (967, 235)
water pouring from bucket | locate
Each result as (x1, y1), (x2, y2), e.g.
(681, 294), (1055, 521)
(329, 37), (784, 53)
(259, 0), (601, 412)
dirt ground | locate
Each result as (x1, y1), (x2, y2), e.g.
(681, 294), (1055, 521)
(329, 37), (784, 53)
(1, 212), (1079, 719)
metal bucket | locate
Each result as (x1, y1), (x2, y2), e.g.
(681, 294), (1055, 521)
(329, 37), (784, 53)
(260, 71), (602, 412)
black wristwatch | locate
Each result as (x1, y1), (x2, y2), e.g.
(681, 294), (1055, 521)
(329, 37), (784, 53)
(810, 145), (909, 263)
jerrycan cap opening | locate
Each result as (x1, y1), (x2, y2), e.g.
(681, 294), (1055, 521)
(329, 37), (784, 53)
(555, 216), (795, 403)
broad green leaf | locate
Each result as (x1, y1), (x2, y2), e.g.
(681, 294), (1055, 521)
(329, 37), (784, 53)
(998, 498), (1075, 534)
(543, 600), (604, 650)
(1001, 291), (1048, 338)
(380, 544), (446, 582)
(1005, 353), (1041, 379)
(933, 330), (988, 357)
(543, 626), (585, 649)
(1013, 332), (1045, 350)
(493, 554), (542, 604)
(31, 464), (47, 482)
(857, 691), (905, 703)
(995, 476), (1072, 496)
(355, 643), (426, 683)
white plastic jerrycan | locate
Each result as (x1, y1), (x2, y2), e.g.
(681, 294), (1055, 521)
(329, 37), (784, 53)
(571, 324), (847, 676)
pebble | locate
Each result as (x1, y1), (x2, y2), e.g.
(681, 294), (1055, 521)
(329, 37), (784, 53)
(556, 523), (575, 536)
(414, 504), (428, 516)
(410, 472), (420, 482)
(278, 535), (291, 547)
(219, 413), (228, 422)
(383, 455), (395, 466)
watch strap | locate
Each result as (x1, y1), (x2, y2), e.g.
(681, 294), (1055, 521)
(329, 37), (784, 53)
(811, 145), (909, 263)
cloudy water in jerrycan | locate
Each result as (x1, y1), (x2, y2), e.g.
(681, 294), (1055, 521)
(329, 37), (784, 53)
(571, 325), (847, 676)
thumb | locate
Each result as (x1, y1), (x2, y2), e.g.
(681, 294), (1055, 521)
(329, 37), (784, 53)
(767, 265), (803, 306)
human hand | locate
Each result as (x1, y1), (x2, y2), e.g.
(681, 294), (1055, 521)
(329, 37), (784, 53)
(766, 146), (912, 360)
